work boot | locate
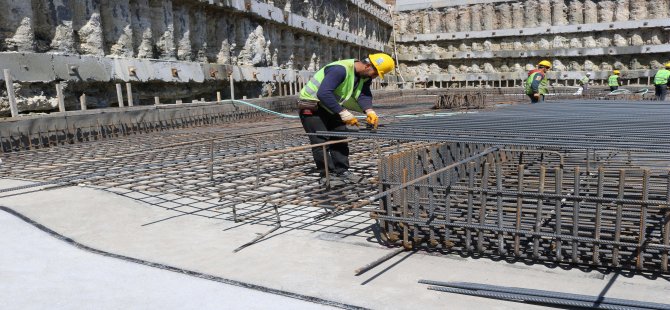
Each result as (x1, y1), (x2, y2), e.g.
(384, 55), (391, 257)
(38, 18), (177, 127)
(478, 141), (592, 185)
(330, 171), (364, 187)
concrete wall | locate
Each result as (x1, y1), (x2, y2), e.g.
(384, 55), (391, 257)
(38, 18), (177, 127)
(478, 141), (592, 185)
(393, 0), (670, 85)
(0, 0), (392, 115)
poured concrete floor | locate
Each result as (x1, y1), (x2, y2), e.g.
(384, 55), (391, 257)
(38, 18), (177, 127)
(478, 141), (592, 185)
(1, 179), (669, 309)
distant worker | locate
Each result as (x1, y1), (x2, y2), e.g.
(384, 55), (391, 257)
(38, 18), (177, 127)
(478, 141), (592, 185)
(577, 72), (591, 96)
(525, 60), (551, 104)
(653, 62), (670, 101)
(297, 53), (395, 186)
(608, 70), (622, 91)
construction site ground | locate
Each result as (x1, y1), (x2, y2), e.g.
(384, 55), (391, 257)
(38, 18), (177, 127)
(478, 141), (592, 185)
(2, 100), (670, 309)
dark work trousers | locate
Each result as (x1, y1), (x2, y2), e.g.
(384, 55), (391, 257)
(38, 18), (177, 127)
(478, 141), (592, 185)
(300, 107), (349, 175)
(655, 84), (668, 101)
(610, 86), (619, 91)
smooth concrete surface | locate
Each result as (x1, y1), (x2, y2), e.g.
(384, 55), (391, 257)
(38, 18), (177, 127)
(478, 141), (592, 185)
(0, 210), (333, 310)
(1, 179), (669, 309)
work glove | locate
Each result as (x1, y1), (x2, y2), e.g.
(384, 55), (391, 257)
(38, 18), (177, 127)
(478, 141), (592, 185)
(365, 109), (379, 129)
(339, 110), (359, 127)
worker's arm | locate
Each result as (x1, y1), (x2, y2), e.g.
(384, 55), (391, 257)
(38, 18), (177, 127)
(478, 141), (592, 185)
(316, 65), (347, 113)
(529, 72), (544, 93)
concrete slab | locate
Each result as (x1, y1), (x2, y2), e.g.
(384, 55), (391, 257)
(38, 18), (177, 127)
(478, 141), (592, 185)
(0, 210), (333, 310)
(1, 179), (669, 309)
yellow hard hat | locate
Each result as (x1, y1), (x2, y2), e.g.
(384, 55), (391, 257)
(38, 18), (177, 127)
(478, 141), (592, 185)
(613, 70), (620, 75)
(538, 60), (552, 68)
(368, 53), (395, 79)
(665, 62), (670, 68)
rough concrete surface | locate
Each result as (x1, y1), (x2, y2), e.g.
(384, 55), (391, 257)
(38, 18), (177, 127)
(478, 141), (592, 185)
(1, 179), (669, 309)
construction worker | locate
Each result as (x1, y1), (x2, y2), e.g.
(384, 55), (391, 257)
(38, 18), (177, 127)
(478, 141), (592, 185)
(653, 62), (670, 101)
(577, 72), (591, 96)
(298, 53), (395, 187)
(525, 60), (551, 103)
(608, 70), (622, 91)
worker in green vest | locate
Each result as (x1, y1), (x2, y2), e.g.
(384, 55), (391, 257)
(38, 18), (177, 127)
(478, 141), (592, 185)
(525, 60), (551, 103)
(653, 62), (670, 101)
(608, 70), (622, 91)
(298, 53), (395, 187)
(577, 72), (591, 96)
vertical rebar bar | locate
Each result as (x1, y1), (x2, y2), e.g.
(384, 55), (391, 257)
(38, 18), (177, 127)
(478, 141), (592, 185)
(533, 166), (546, 259)
(664, 172), (670, 272)
(402, 168), (409, 249)
(554, 166), (563, 261)
(514, 164), (524, 256)
(466, 162), (475, 253)
(478, 162), (490, 253)
(323, 145), (329, 187)
(209, 139), (214, 181)
(613, 169), (625, 267)
(637, 169), (649, 269)
(572, 167), (581, 263)
(593, 166), (604, 265)
(496, 162), (504, 255)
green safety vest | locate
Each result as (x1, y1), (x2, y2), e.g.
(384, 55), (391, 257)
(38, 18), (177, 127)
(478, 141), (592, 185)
(608, 75), (620, 86)
(299, 59), (369, 113)
(579, 76), (589, 85)
(654, 69), (670, 85)
(525, 72), (548, 95)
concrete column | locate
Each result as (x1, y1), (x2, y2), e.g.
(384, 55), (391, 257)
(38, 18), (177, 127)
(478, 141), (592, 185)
(471, 5), (482, 32)
(190, 7), (207, 62)
(174, 2), (192, 61)
(0, 0), (35, 51)
(496, 3), (511, 30)
(457, 6), (471, 32)
(443, 8), (458, 33)
(568, 0), (584, 25)
(100, 0), (133, 57)
(525, 1), (538, 28)
(131, 0), (154, 59)
(74, 0), (104, 55)
(511, 3), (524, 29)
(51, 0), (76, 53)
(552, 0), (567, 26)
(150, 0), (175, 59)
(3, 69), (19, 117)
(538, 0), (552, 26)
(584, 1), (598, 24)
(614, 0), (630, 22)
(481, 4), (496, 30)
(154, 96), (160, 105)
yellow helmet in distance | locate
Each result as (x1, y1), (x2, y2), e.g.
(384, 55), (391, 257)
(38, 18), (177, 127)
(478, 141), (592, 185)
(613, 70), (620, 75)
(538, 60), (552, 68)
(368, 53), (395, 79)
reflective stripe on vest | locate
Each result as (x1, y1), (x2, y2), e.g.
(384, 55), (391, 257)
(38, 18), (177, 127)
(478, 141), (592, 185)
(608, 75), (619, 86)
(654, 69), (670, 85)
